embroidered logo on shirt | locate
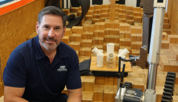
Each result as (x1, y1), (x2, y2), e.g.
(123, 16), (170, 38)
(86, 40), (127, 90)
(57, 66), (67, 72)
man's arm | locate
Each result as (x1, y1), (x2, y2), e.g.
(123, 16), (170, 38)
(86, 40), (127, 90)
(67, 88), (82, 102)
(4, 86), (28, 102)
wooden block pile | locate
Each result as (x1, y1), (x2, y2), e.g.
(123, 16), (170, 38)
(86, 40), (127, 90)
(130, 26), (142, 55)
(163, 13), (172, 35)
(84, 4), (143, 25)
(119, 23), (131, 52)
(61, 65), (178, 102)
(126, 6), (134, 25)
(133, 7), (143, 22)
(159, 46), (178, 73)
(92, 5), (102, 23)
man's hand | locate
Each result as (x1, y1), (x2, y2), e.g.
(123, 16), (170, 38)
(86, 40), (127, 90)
(67, 88), (82, 102)
(4, 86), (28, 102)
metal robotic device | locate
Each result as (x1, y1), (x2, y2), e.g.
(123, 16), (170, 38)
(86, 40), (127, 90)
(115, 0), (176, 102)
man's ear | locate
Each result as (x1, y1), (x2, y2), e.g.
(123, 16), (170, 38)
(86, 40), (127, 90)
(36, 22), (39, 34)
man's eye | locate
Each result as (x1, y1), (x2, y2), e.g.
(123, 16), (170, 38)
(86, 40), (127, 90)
(44, 26), (49, 29)
(55, 27), (60, 29)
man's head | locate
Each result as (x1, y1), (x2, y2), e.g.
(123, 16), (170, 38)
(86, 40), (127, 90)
(38, 6), (66, 27)
(36, 6), (66, 52)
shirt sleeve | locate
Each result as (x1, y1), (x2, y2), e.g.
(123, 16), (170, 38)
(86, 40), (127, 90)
(66, 51), (81, 89)
(3, 51), (27, 87)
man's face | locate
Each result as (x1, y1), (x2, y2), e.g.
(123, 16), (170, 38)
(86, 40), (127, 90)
(36, 14), (66, 51)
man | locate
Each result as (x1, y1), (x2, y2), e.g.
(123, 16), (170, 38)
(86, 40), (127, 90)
(3, 6), (82, 102)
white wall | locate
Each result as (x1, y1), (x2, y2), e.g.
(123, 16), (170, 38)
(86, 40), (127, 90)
(125, 0), (137, 7)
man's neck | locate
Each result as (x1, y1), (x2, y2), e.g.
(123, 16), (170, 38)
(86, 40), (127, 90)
(41, 46), (57, 64)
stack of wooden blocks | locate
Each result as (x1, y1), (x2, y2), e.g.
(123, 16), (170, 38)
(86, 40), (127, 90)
(84, 4), (143, 25)
(103, 20), (120, 52)
(159, 35), (178, 72)
(62, 65), (178, 102)
(133, 7), (143, 22)
(163, 13), (172, 35)
(130, 26), (143, 55)
(125, 6), (134, 25)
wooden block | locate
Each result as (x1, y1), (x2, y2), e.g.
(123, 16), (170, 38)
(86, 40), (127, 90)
(72, 26), (83, 34)
(114, 29), (120, 36)
(163, 29), (172, 35)
(89, 5), (94, 10)
(81, 40), (93, 47)
(70, 7), (79, 12)
(87, 10), (94, 15)
(61, 36), (69, 44)
(133, 81), (145, 92)
(93, 85), (104, 101)
(133, 7), (141, 12)
(78, 11), (82, 16)
(82, 32), (93, 40)
(162, 32), (168, 40)
(95, 77), (105, 85)
(65, 28), (72, 36)
(104, 77), (114, 85)
(134, 12), (141, 16)
(101, 13), (109, 18)
(62, 9), (70, 15)
(79, 47), (85, 56)
(115, 35), (120, 43)
(104, 35), (110, 43)
(163, 23), (170, 29)
(104, 85), (114, 102)
(120, 23), (130, 31)
(131, 42), (142, 50)
(164, 17), (169, 23)
(125, 31), (131, 38)
(85, 15), (93, 20)
(136, 34), (142, 41)
(82, 91), (93, 102)
(102, 4), (109, 9)
(70, 34), (81, 42)
(114, 43), (120, 51)
(131, 34), (137, 41)
(69, 42), (80, 50)
(81, 76), (86, 91)
(169, 35), (177, 43)
(119, 13), (126, 18)
(110, 28), (115, 35)
(131, 49), (140, 55)
(114, 77), (118, 85)
(85, 48), (92, 56)
(84, 76), (95, 92)
(134, 17), (142, 22)
(109, 36), (116, 43)
(161, 40), (169, 49)
(119, 4), (126, 9)
(120, 38), (131, 46)
(127, 20), (134, 25)
(94, 5), (102, 9)
(92, 19), (100, 24)
(170, 63), (178, 72)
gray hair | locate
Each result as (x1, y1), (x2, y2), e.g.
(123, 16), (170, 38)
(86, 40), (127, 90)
(38, 6), (66, 27)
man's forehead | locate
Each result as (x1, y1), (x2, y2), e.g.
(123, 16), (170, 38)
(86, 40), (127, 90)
(40, 14), (63, 26)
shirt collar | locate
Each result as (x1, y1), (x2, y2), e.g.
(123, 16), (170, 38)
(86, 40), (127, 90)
(34, 35), (69, 60)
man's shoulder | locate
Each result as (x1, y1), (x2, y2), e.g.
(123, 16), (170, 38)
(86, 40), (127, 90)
(13, 38), (35, 55)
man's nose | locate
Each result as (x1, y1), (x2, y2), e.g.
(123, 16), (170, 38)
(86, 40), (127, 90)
(48, 28), (55, 37)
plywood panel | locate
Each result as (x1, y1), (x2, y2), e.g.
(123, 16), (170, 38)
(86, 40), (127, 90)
(168, 0), (178, 34)
(0, 0), (45, 83)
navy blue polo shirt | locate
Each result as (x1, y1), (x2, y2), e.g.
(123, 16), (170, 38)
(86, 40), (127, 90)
(3, 35), (81, 101)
